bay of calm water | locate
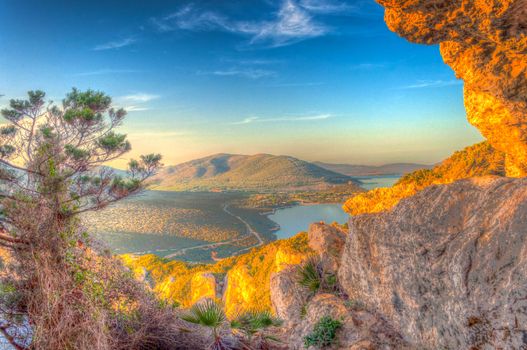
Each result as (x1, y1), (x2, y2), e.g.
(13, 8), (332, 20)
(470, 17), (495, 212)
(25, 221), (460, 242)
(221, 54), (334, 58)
(268, 175), (401, 239)
(353, 174), (401, 190)
(269, 204), (349, 239)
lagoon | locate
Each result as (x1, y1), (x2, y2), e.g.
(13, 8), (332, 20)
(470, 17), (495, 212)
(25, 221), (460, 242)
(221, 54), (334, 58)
(269, 204), (349, 239)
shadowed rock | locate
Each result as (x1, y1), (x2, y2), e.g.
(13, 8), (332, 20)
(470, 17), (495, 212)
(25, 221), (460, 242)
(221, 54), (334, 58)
(339, 177), (527, 349)
(308, 222), (347, 272)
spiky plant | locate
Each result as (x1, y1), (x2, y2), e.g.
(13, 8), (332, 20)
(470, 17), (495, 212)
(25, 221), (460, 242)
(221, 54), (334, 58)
(297, 257), (323, 293)
(181, 299), (234, 350)
(231, 310), (282, 349)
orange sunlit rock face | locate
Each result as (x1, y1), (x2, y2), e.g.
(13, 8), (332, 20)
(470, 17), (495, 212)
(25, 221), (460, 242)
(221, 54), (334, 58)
(377, 0), (527, 176)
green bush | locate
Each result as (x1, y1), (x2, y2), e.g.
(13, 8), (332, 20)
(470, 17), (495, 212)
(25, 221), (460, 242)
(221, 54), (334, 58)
(297, 257), (339, 294)
(303, 316), (342, 348)
(297, 257), (322, 293)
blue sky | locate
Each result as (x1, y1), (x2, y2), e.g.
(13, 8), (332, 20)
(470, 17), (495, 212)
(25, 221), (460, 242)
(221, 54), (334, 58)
(0, 0), (482, 167)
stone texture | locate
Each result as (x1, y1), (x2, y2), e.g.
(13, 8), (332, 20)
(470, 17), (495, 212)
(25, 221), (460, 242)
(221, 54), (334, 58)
(376, 0), (527, 176)
(339, 176), (527, 349)
(308, 222), (347, 272)
(270, 265), (310, 327)
(287, 293), (410, 350)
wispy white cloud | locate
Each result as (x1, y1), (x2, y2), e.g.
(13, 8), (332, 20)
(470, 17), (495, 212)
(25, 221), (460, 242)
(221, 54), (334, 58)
(115, 93), (160, 113)
(399, 79), (463, 89)
(222, 58), (283, 65)
(150, 0), (330, 48)
(200, 68), (276, 79)
(121, 93), (160, 103)
(72, 69), (142, 76)
(93, 37), (136, 51)
(298, 0), (356, 14)
(232, 113), (332, 125)
(266, 81), (325, 87)
(349, 63), (387, 70)
(124, 105), (150, 112)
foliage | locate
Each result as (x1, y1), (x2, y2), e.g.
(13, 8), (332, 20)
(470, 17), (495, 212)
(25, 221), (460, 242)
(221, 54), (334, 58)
(180, 299), (238, 350)
(344, 141), (506, 215)
(297, 257), (323, 293)
(121, 232), (312, 316)
(303, 316), (342, 348)
(181, 299), (226, 333)
(296, 256), (339, 294)
(230, 309), (282, 344)
(150, 153), (358, 192)
(0, 89), (163, 350)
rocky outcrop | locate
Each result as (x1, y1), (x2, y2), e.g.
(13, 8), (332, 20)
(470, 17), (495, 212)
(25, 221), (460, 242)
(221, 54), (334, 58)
(376, 0), (527, 176)
(344, 141), (506, 215)
(308, 222), (347, 272)
(287, 293), (410, 350)
(221, 237), (309, 317)
(339, 177), (527, 349)
(270, 265), (310, 327)
(190, 272), (218, 304)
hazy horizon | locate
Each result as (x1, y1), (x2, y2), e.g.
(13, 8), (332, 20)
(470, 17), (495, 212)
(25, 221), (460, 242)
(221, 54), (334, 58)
(0, 0), (484, 168)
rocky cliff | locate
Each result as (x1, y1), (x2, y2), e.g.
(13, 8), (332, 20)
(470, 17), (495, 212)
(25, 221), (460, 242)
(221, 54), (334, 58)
(344, 141), (505, 215)
(377, 0), (527, 176)
(339, 177), (527, 349)
(122, 232), (312, 317)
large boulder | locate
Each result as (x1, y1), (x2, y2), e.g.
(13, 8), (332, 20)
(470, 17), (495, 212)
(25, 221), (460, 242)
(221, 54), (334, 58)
(288, 293), (409, 350)
(270, 265), (310, 327)
(308, 222), (347, 272)
(339, 177), (527, 349)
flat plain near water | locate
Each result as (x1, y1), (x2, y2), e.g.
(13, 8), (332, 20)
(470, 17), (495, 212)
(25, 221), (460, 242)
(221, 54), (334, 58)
(87, 175), (400, 262)
(84, 191), (277, 262)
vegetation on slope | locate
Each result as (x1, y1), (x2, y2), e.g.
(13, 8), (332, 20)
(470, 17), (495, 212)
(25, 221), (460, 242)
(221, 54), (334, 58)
(122, 232), (312, 316)
(0, 90), (199, 350)
(343, 142), (506, 215)
(314, 161), (432, 176)
(239, 183), (364, 210)
(150, 153), (359, 191)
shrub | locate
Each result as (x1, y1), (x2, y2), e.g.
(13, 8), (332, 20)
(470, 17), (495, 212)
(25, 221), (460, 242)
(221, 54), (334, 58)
(231, 309), (282, 346)
(297, 257), (339, 294)
(181, 299), (236, 350)
(297, 257), (323, 293)
(303, 316), (342, 348)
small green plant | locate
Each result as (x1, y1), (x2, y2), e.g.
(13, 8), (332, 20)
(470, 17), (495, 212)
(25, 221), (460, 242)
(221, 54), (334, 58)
(297, 257), (339, 294)
(181, 299), (229, 350)
(297, 257), (323, 293)
(303, 316), (342, 348)
(231, 309), (283, 346)
(300, 304), (307, 319)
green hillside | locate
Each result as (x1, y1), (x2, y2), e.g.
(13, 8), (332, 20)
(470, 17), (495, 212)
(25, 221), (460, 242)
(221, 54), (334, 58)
(149, 153), (360, 191)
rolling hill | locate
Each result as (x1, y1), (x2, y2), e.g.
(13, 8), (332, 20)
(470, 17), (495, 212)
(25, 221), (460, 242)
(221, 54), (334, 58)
(314, 161), (433, 176)
(149, 153), (360, 191)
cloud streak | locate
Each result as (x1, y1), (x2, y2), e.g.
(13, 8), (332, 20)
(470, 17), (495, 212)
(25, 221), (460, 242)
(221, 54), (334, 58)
(150, 0), (330, 48)
(232, 113), (332, 125)
(121, 93), (160, 102)
(72, 69), (142, 76)
(93, 37), (136, 51)
(200, 68), (276, 79)
(399, 79), (463, 89)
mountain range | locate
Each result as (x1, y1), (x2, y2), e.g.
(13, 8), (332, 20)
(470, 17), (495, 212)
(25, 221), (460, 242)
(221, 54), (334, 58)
(314, 161), (432, 176)
(149, 153), (360, 192)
